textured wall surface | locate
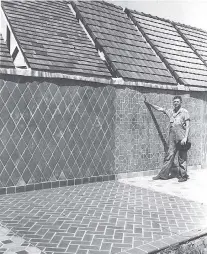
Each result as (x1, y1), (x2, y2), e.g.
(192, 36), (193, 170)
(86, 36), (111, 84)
(115, 87), (172, 173)
(0, 75), (206, 188)
(0, 76), (115, 187)
(114, 87), (207, 173)
(187, 92), (203, 167)
(201, 92), (207, 167)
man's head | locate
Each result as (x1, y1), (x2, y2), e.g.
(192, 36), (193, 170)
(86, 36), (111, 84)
(173, 95), (182, 110)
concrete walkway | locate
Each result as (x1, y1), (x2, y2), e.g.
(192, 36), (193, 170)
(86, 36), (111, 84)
(0, 170), (206, 254)
(120, 169), (207, 205)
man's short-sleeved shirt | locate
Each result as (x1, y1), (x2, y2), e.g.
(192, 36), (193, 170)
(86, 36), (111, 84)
(165, 107), (190, 130)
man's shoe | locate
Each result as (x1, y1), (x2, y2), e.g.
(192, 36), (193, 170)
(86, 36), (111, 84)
(169, 173), (178, 179)
(152, 175), (160, 180)
(178, 178), (187, 182)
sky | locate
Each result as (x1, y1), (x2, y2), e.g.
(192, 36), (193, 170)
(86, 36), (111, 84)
(108, 0), (207, 31)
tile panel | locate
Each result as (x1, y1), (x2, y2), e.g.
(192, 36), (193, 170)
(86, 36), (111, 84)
(72, 1), (176, 84)
(1, 0), (111, 78)
(176, 24), (207, 65)
(128, 10), (207, 87)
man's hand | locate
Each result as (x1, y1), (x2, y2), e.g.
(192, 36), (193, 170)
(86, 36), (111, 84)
(143, 95), (147, 103)
(181, 137), (187, 145)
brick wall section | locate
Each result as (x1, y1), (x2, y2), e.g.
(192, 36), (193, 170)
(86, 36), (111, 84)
(0, 75), (207, 188)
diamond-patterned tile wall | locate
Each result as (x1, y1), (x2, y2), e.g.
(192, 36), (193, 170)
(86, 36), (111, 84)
(0, 75), (206, 188)
(114, 87), (206, 173)
(0, 76), (115, 187)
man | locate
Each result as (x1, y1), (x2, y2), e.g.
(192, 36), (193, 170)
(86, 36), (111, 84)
(145, 95), (190, 182)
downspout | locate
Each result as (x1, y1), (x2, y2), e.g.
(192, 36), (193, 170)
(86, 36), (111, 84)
(125, 8), (186, 87)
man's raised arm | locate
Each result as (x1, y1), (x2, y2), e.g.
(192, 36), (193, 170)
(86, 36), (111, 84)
(144, 96), (166, 114)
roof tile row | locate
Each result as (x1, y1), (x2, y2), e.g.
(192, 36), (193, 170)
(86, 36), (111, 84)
(127, 10), (207, 87)
(72, 0), (176, 84)
(1, 0), (111, 78)
(176, 24), (207, 66)
(1, 0), (207, 88)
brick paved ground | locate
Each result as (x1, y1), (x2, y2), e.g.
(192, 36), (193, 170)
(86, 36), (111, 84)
(0, 179), (206, 254)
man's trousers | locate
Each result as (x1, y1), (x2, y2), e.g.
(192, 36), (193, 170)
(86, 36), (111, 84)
(158, 127), (188, 180)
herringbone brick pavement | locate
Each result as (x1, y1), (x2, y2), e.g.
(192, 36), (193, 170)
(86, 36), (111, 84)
(0, 181), (206, 254)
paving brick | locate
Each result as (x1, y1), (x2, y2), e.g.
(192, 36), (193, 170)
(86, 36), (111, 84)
(111, 247), (122, 253)
(76, 250), (88, 254)
(79, 244), (99, 250)
(0, 181), (206, 254)
(66, 244), (79, 253)
(101, 242), (112, 251)
(89, 251), (109, 254)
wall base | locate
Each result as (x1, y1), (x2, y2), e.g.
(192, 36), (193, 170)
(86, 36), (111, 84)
(0, 174), (116, 195)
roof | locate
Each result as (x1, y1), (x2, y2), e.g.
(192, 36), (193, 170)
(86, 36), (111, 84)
(1, 0), (207, 88)
(0, 34), (15, 68)
(176, 23), (207, 66)
(1, 0), (111, 78)
(72, 1), (177, 85)
(127, 10), (207, 87)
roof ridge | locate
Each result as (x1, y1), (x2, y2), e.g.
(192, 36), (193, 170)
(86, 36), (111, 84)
(127, 8), (207, 34)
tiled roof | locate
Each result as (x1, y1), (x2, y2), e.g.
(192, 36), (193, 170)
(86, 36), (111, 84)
(127, 10), (207, 87)
(176, 24), (207, 66)
(0, 34), (15, 68)
(72, 1), (177, 85)
(1, 0), (111, 78)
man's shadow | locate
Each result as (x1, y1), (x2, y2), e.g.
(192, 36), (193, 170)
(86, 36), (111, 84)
(144, 102), (168, 154)
(145, 102), (178, 177)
